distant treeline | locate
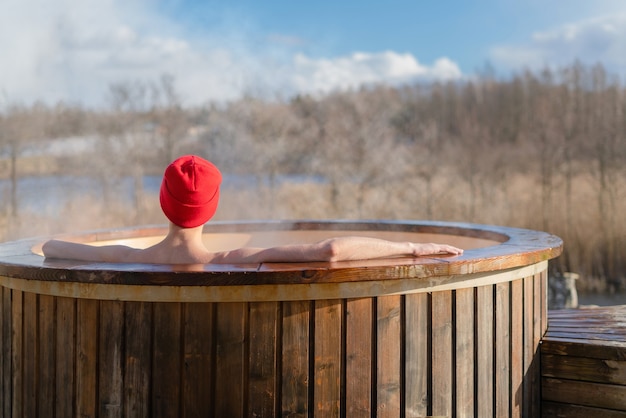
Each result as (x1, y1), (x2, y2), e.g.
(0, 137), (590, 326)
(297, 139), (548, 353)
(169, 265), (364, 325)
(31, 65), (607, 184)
(1, 65), (625, 292)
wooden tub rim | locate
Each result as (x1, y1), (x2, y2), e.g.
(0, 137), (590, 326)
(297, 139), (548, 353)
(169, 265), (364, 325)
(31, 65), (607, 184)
(0, 220), (562, 302)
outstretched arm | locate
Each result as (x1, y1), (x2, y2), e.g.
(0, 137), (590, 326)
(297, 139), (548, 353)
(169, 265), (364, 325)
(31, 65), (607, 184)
(210, 236), (463, 264)
(42, 240), (141, 263)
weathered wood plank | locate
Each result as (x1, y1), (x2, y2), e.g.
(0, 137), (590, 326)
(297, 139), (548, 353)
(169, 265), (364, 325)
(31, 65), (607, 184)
(546, 315), (626, 330)
(548, 313), (626, 322)
(0, 287), (7, 418)
(282, 300), (311, 417)
(534, 272), (545, 417)
(534, 272), (544, 341)
(522, 275), (533, 416)
(495, 282), (511, 417)
(548, 306), (626, 318)
(0, 289), (2, 418)
(552, 309), (626, 320)
(549, 318), (626, 330)
(377, 295), (402, 418)
(548, 316), (626, 328)
(248, 301), (279, 418)
(542, 337), (626, 360)
(405, 292), (429, 417)
(541, 271), (548, 337)
(124, 302), (152, 418)
(510, 279), (523, 418)
(546, 322), (626, 331)
(476, 285), (494, 418)
(542, 353), (626, 385)
(345, 298), (373, 416)
(76, 298), (99, 418)
(152, 302), (182, 418)
(99, 300), (124, 418)
(56, 297), (76, 418)
(542, 401), (626, 418)
(542, 377), (626, 411)
(544, 331), (626, 341)
(38, 294), (56, 418)
(431, 291), (452, 418)
(214, 302), (247, 418)
(455, 287), (475, 417)
(524, 274), (539, 418)
(181, 302), (214, 418)
(11, 290), (23, 418)
(23, 292), (37, 418)
(314, 299), (342, 417)
(546, 303), (625, 328)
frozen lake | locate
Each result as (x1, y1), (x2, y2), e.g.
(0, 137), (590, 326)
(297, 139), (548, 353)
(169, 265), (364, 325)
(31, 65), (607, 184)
(0, 175), (161, 217)
(0, 172), (323, 217)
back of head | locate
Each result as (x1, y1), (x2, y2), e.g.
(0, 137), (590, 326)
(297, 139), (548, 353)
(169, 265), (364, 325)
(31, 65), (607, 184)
(159, 155), (222, 228)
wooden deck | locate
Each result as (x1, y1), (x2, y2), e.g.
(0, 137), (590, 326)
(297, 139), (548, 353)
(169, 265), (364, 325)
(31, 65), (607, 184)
(541, 305), (626, 417)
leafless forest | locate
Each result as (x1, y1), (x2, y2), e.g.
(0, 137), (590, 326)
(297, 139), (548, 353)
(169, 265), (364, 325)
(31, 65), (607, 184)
(1, 65), (625, 292)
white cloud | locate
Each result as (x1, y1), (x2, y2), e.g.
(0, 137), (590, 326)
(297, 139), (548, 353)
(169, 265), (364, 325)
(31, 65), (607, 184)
(490, 14), (626, 73)
(0, 0), (462, 108)
(287, 52), (461, 96)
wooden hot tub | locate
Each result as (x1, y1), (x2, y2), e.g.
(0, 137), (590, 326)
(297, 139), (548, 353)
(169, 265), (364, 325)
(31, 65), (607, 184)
(0, 220), (562, 418)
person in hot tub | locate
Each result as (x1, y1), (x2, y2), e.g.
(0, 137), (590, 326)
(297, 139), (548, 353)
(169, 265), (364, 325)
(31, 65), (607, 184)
(42, 155), (463, 264)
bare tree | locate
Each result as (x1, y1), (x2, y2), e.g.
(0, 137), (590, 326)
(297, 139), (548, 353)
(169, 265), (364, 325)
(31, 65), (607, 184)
(391, 83), (453, 219)
(588, 65), (622, 286)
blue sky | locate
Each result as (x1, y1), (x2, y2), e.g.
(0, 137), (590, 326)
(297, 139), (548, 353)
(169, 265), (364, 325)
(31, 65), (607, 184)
(156, 0), (564, 70)
(2, 0), (626, 107)
(152, 0), (626, 73)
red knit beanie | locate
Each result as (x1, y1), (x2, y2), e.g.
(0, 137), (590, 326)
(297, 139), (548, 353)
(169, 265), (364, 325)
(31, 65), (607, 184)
(159, 155), (222, 228)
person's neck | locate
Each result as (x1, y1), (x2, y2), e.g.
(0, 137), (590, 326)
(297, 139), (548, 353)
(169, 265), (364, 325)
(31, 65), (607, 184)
(145, 223), (209, 264)
(164, 223), (204, 245)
